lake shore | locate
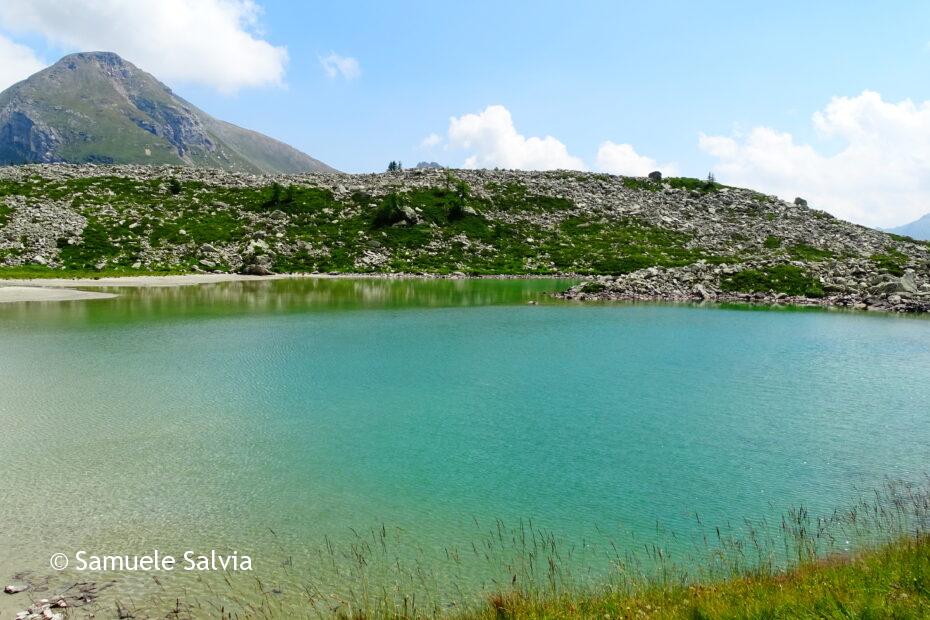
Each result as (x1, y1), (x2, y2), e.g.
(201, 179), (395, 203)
(0, 285), (117, 303)
(558, 261), (930, 314)
(0, 272), (299, 289)
(0, 273), (296, 302)
(1, 270), (929, 313)
(2, 268), (929, 314)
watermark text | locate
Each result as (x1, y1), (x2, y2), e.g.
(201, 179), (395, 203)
(50, 550), (252, 572)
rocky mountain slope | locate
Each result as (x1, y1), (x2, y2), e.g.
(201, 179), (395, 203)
(1, 164), (928, 312)
(887, 213), (930, 241)
(0, 52), (334, 174)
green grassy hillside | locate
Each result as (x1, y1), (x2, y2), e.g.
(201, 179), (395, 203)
(1, 165), (928, 311)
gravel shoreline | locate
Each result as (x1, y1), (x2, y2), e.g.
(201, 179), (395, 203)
(559, 259), (930, 313)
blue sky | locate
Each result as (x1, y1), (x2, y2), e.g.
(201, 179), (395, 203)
(195, 1), (929, 174)
(2, 1), (930, 226)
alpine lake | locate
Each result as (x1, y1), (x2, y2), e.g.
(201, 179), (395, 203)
(1, 277), (929, 617)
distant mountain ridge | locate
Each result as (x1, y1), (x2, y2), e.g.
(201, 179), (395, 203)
(0, 51), (334, 174)
(887, 213), (930, 241)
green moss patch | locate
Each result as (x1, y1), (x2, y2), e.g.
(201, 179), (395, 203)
(787, 243), (834, 262)
(870, 249), (909, 276)
(763, 235), (782, 249)
(622, 176), (722, 193)
(721, 264), (825, 298)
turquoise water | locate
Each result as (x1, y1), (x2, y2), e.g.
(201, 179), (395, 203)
(1, 278), (929, 614)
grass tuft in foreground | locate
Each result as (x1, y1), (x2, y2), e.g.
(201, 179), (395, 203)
(451, 479), (930, 620)
(465, 535), (930, 619)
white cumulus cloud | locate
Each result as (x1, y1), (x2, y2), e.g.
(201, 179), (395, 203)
(701, 91), (930, 228)
(441, 105), (671, 174)
(0, 0), (287, 93)
(596, 141), (677, 176)
(0, 34), (45, 90)
(320, 51), (360, 80)
(446, 105), (586, 170)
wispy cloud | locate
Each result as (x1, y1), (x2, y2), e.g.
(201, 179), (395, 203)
(320, 51), (360, 80)
(419, 132), (442, 148)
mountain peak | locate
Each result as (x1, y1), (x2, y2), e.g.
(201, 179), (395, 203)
(0, 51), (334, 173)
(58, 50), (130, 65)
(50, 51), (148, 84)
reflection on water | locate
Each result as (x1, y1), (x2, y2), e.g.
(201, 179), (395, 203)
(0, 277), (577, 326)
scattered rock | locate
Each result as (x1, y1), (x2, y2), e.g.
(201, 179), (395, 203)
(560, 259), (930, 314)
(692, 283), (714, 300)
(246, 239), (269, 254)
(401, 205), (419, 223)
(901, 271), (920, 294)
(240, 254), (274, 276)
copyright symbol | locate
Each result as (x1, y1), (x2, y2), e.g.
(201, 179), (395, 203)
(49, 553), (68, 570)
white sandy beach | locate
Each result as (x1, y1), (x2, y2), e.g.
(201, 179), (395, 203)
(0, 273), (297, 289)
(0, 286), (117, 303)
